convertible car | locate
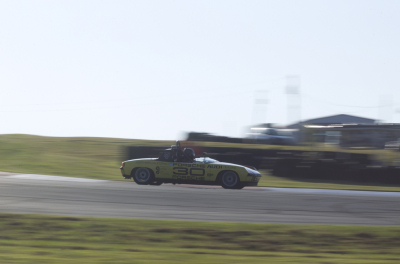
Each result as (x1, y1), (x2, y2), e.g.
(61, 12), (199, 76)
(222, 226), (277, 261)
(120, 141), (262, 189)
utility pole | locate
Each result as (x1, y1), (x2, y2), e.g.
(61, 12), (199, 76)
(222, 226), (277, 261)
(285, 75), (301, 125)
(251, 90), (268, 125)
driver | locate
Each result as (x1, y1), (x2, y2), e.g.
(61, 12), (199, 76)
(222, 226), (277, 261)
(180, 148), (195, 162)
(173, 141), (195, 162)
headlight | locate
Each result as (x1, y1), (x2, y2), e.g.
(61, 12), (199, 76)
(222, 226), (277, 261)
(244, 167), (261, 176)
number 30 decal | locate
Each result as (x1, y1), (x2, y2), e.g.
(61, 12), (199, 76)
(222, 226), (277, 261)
(173, 167), (205, 176)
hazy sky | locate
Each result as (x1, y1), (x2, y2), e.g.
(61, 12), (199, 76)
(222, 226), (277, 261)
(1, 0), (400, 140)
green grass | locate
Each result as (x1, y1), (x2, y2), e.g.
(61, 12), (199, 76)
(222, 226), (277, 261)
(0, 213), (400, 263)
(1, 136), (400, 263)
(1, 134), (400, 191)
(0, 134), (174, 180)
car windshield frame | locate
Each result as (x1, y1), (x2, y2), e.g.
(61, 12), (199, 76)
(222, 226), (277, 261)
(194, 157), (218, 164)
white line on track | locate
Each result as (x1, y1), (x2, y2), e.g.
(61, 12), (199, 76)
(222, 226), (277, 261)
(265, 187), (400, 197)
(175, 184), (400, 197)
(4, 174), (107, 183)
(3, 173), (400, 197)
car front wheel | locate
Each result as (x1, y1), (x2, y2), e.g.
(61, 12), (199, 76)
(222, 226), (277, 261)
(220, 171), (241, 189)
(133, 168), (154, 185)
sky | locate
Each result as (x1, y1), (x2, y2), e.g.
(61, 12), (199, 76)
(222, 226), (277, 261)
(1, 0), (400, 140)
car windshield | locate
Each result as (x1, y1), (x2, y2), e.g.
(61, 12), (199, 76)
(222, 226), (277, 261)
(194, 157), (218, 164)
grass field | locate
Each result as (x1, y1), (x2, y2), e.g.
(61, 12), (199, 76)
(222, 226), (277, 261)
(1, 134), (400, 191)
(1, 213), (400, 264)
(0, 134), (173, 180)
(1, 135), (400, 263)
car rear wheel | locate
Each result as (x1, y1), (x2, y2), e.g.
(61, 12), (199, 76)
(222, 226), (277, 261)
(133, 168), (154, 185)
(220, 171), (240, 189)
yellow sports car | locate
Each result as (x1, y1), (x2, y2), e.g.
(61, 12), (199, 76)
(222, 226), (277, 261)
(120, 141), (262, 189)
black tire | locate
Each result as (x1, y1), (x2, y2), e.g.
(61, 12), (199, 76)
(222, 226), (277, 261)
(132, 167), (154, 185)
(220, 171), (241, 189)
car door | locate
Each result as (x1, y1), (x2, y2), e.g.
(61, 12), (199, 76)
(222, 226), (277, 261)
(172, 160), (206, 182)
(155, 160), (173, 180)
(154, 150), (174, 180)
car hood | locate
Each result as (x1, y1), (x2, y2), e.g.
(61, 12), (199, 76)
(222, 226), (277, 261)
(212, 161), (259, 173)
(213, 161), (243, 167)
(125, 158), (157, 162)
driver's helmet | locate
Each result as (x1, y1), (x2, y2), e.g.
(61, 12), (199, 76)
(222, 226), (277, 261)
(183, 148), (195, 160)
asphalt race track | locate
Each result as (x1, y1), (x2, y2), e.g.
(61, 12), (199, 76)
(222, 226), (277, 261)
(1, 174), (400, 226)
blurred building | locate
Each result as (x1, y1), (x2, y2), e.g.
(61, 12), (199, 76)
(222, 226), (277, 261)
(286, 114), (376, 129)
(187, 114), (400, 148)
(330, 124), (400, 148)
(301, 123), (400, 149)
(245, 124), (296, 145)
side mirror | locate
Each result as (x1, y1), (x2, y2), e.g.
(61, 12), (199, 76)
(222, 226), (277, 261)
(202, 152), (207, 156)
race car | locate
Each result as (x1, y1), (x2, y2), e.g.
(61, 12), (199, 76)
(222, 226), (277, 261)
(120, 141), (262, 189)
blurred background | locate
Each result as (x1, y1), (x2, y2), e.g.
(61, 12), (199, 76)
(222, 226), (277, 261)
(2, 2), (400, 263)
(1, 0), (400, 140)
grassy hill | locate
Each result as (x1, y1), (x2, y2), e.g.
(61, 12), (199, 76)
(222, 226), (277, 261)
(1, 134), (400, 191)
(1, 213), (400, 264)
(0, 134), (173, 180)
